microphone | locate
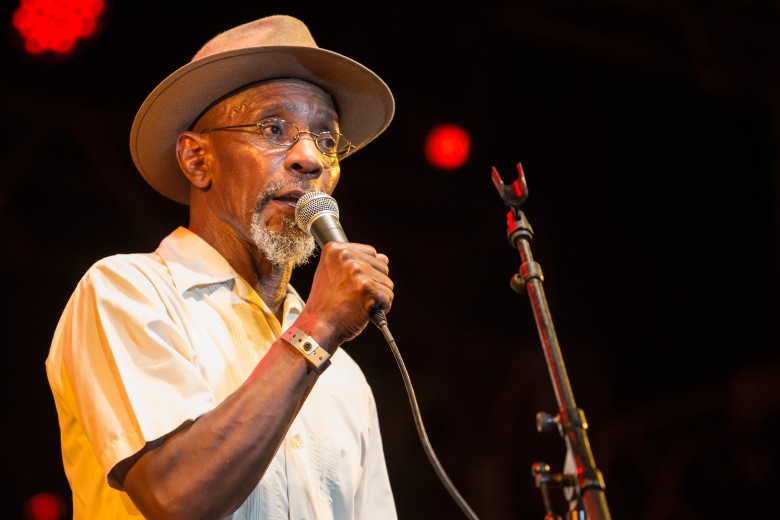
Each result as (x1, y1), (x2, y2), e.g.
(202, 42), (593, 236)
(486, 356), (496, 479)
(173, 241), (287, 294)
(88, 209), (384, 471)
(295, 191), (387, 327)
(295, 191), (347, 246)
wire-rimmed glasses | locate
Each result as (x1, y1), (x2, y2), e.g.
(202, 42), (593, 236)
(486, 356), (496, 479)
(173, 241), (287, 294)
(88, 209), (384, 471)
(200, 118), (355, 158)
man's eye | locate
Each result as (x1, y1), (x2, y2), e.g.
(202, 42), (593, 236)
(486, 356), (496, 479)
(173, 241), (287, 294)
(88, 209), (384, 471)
(264, 123), (284, 135)
(318, 134), (337, 150)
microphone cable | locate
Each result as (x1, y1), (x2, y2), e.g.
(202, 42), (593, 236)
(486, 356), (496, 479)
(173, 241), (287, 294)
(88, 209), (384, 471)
(295, 191), (480, 518)
(369, 310), (480, 520)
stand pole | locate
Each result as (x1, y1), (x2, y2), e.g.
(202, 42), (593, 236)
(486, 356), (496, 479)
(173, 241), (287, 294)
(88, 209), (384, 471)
(492, 163), (612, 520)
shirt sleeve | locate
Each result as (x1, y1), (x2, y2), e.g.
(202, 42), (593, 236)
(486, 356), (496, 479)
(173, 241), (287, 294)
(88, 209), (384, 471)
(56, 254), (217, 485)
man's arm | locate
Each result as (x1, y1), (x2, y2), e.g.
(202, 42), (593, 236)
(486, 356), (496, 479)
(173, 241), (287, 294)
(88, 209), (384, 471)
(117, 338), (317, 520)
(118, 242), (393, 520)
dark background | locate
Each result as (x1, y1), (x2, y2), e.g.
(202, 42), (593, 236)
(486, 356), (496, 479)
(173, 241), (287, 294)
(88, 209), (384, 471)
(3, 1), (779, 519)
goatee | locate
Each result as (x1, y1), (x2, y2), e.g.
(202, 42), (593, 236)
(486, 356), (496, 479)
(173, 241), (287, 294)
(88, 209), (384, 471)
(250, 182), (317, 267)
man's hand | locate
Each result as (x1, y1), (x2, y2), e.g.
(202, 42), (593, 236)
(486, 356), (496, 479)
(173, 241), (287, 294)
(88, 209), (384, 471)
(297, 242), (393, 348)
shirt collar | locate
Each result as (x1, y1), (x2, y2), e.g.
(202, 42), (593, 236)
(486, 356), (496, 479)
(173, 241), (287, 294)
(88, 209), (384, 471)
(155, 227), (304, 324)
(156, 226), (239, 292)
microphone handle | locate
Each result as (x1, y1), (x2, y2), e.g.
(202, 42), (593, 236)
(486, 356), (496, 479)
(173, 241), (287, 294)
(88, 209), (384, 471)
(309, 213), (348, 246)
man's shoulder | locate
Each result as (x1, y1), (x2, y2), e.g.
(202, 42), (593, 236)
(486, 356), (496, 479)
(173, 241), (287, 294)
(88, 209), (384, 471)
(78, 250), (169, 291)
(88, 250), (164, 273)
(84, 229), (183, 280)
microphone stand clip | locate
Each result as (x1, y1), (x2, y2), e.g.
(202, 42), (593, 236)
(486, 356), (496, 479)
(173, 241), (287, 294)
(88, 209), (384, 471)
(492, 163), (612, 520)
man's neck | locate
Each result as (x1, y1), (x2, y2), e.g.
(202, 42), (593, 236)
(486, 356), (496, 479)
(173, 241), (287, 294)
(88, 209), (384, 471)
(249, 258), (293, 322)
(187, 221), (293, 322)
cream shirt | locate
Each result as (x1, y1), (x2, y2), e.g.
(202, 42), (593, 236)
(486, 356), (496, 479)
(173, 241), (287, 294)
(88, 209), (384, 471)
(46, 227), (397, 520)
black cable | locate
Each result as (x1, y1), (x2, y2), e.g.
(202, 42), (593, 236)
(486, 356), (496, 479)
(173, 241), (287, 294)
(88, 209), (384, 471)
(370, 311), (480, 520)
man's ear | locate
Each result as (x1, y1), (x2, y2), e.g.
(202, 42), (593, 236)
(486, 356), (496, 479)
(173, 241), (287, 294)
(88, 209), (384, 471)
(176, 131), (212, 189)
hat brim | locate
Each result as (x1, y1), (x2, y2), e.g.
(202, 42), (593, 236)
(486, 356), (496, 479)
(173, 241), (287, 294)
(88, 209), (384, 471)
(130, 46), (395, 205)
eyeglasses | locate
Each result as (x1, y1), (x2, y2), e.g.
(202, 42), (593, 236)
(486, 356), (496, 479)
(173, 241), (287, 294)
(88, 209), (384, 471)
(200, 118), (355, 158)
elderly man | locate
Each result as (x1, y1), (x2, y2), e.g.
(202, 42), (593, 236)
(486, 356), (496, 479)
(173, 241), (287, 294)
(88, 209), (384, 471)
(46, 14), (397, 520)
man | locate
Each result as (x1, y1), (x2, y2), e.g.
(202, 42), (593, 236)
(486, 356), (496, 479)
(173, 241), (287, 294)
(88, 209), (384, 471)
(46, 14), (397, 520)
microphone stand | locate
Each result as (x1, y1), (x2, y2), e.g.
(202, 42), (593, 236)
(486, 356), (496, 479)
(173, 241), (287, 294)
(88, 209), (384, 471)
(491, 163), (612, 520)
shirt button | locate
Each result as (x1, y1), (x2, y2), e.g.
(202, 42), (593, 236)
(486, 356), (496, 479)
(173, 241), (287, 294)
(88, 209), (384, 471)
(290, 435), (303, 449)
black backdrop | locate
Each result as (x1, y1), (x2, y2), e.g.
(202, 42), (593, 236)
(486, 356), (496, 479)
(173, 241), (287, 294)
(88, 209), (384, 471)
(2, 1), (779, 519)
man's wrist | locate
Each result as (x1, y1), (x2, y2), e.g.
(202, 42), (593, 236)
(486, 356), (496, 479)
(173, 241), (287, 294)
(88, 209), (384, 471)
(280, 327), (331, 374)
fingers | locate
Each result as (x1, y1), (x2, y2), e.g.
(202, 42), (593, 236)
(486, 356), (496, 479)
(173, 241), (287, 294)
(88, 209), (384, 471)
(322, 243), (389, 278)
(300, 242), (394, 345)
(329, 243), (389, 273)
(320, 242), (394, 311)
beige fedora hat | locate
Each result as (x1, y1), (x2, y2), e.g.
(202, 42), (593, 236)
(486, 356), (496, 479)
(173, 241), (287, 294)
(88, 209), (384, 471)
(130, 14), (395, 205)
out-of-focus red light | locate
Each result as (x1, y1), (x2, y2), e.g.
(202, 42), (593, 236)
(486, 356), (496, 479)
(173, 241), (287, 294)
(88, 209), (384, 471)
(424, 123), (471, 170)
(23, 492), (66, 520)
(12, 0), (105, 56)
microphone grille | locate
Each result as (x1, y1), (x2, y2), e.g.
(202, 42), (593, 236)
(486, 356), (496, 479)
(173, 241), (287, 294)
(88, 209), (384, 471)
(295, 191), (340, 232)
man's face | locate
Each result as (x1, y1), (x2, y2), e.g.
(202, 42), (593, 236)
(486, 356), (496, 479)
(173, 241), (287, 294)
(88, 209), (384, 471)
(194, 79), (342, 264)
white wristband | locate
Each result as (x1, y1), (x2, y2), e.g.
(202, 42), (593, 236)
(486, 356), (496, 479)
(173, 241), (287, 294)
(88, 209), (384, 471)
(281, 327), (331, 374)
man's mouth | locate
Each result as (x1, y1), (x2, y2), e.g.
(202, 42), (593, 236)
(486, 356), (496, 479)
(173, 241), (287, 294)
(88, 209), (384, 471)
(271, 189), (307, 208)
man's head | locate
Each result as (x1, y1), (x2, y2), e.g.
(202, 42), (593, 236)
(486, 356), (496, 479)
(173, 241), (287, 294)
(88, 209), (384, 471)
(130, 15), (394, 205)
(177, 78), (339, 266)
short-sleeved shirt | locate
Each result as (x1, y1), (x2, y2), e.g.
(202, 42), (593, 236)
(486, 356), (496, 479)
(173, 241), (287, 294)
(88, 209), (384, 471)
(46, 227), (397, 519)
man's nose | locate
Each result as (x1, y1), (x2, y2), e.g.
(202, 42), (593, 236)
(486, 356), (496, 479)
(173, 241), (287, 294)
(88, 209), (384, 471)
(285, 133), (326, 176)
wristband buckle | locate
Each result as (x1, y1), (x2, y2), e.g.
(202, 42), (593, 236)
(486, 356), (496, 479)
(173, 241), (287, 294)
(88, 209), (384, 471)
(281, 327), (331, 374)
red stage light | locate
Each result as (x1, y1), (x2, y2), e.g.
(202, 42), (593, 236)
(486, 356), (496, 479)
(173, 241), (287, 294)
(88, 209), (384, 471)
(23, 492), (65, 520)
(424, 123), (471, 170)
(12, 0), (105, 56)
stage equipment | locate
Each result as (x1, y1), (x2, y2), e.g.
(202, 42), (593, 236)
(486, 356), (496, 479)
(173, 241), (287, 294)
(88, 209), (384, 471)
(492, 163), (612, 520)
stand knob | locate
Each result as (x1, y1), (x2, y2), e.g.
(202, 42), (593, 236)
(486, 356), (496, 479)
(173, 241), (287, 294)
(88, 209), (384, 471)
(536, 411), (560, 434)
(510, 273), (526, 294)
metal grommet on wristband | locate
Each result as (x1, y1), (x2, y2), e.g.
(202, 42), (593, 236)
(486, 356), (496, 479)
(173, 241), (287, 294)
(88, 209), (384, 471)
(281, 327), (331, 374)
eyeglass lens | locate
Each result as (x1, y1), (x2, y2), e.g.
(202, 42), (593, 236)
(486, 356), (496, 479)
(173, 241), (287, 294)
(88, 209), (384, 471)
(260, 120), (349, 156)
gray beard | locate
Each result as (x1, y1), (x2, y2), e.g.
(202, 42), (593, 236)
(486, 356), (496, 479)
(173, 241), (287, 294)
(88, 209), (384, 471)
(250, 182), (317, 267)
